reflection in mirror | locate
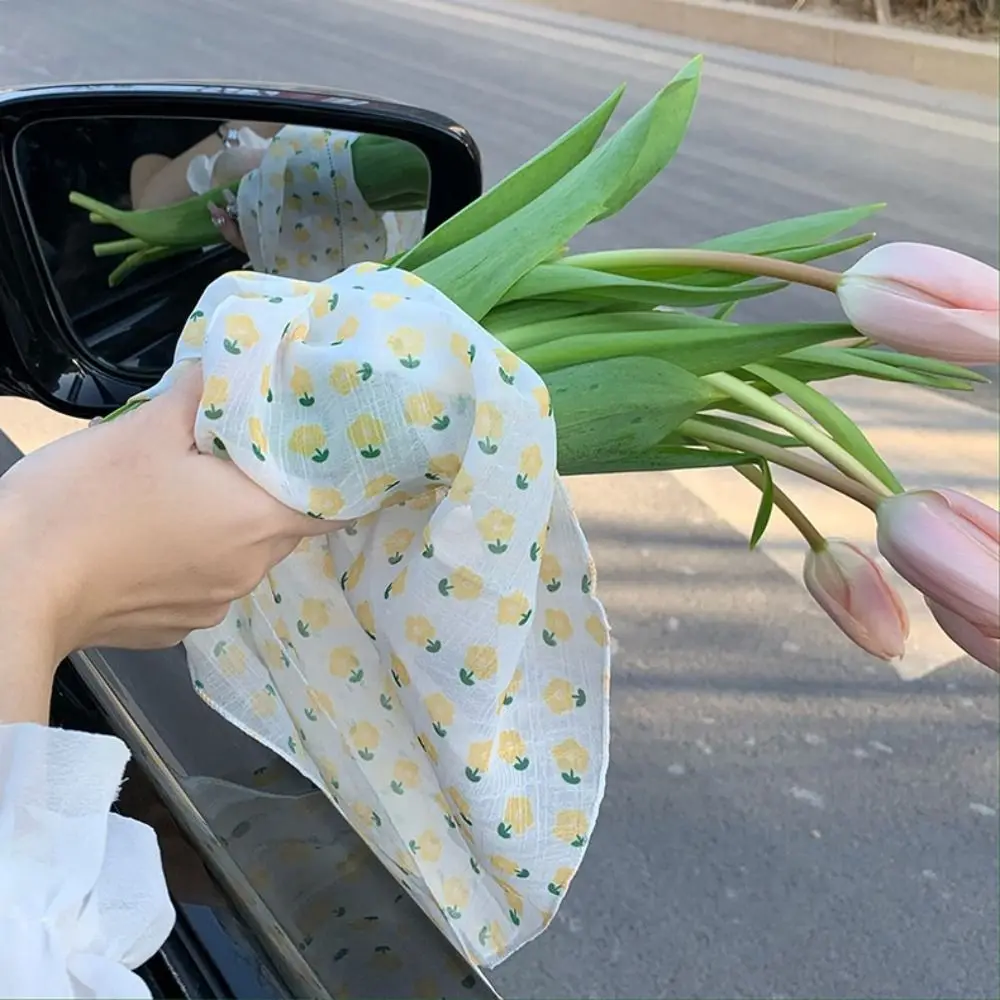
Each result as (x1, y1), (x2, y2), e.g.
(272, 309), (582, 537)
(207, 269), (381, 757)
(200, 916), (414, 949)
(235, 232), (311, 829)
(13, 117), (431, 376)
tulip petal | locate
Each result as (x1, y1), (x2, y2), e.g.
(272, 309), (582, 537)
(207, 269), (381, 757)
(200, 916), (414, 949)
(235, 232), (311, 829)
(926, 599), (999, 673)
(845, 242), (999, 312)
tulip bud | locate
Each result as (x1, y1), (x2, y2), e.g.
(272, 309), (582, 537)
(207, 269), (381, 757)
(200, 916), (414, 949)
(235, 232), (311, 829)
(837, 242), (999, 365)
(926, 599), (999, 673)
(803, 540), (909, 661)
(876, 489), (999, 639)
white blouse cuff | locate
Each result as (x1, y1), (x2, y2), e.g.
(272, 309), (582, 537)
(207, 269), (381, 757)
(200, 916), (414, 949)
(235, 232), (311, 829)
(0, 723), (176, 999)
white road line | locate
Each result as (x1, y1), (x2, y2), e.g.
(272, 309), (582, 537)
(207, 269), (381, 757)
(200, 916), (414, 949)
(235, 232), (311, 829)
(371, 0), (997, 143)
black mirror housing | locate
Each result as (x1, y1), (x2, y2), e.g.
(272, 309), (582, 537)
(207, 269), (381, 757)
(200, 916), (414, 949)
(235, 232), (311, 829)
(0, 82), (482, 417)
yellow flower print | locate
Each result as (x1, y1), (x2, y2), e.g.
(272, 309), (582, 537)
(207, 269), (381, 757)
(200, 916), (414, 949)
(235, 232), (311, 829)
(417, 732), (439, 764)
(387, 326), (423, 368)
(395, 848), (417, 877)
(390, 653), (410, 688)
(544, 677), (586, 714)
(438, 566), (483, 600)
(308, 487), (344, 519)
(442, 877), (470, 919)
(405, 615), (440, 653)
(498, 592), (532, 627)
(248, 417), (268, 461)
(402, 271), (424, 288)
(449, 467), (475, 504)
(215, 641), (245, 676)
(356, 600), (376, 639)
(259, 364), (272, 402)
(287, 320), (309, 342)
(486, 921), (508, 955)
(586, 613), (608, 647)
(498, 796), (534, 839)
(335, 315), (360, 343)
(311, 285), (337, 318)
(273, 618), (292, 645)
(495, 348), (520, 384)
(289, 280), (312, 296)
(365, 474), (399, 498)
(342, 552), (365, 592)
(427, 453), (461, 483)
(380, 489), (413, 510)
(297, 597), (329, 638)
(547, 866), (575, 897)
(181, 309), (207, 347)
(474, 402), (503, 454)
(498, 730), (529, 771)
(202, 375), (228, 420)
(321, 551), (336, 580)
(347, 414), (385, 459)
(409, 829), (442, 862)
(445, 786), (472, 825)
(540, 552), (562, 592)
(305, 686), (333, 721)
(383, 528), (415, 566)
(552, 738), (589, 784)
(383, 566), (408, 601)
(490, 855), (531, 880)
(553, 809), (589, 847)
(543, 608), (573, 646)
(460, 645), (498, 687)
(328, 646), (364, 684)
(261, 639), (286, 671)
(288, 424), (329, 464)
(404, 391), (450, 431)
(249, 690), (277, 718)
(290, 366), (315, 406)
(316, 755), (339, 790)
(408, 489), (438, 512)
(478, 508), (516, 555)
(424, 692), (454, 738)
(498, 669), (523, 712)
(532, 383), (552, 418)
(450, 332), (474, 366)
(350, 720), (380, 760)
(223, 313), (260, 354)
(391, 756), (421, 794)
(530, 524), (548, 563)
(517, 444), (543, 490)
(330, 361), (361, 396)
(465, 740), (493, 783)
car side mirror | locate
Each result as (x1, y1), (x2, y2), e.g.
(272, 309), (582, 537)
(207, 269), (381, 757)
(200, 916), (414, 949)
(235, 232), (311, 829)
(0, 83), (482, 417)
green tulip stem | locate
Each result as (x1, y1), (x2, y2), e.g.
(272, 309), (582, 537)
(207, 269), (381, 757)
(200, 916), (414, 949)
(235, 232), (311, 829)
(563, 249), (841, 292)
(681, 417), (882, 510)
(702, 371), (892, 497)
(735, 463), (827, 552)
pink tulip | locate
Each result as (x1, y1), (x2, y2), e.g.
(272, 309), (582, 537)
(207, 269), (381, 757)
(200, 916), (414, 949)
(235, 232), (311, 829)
(837, 242), (999, 364)
(876, 489), (999, 638)
(926, 599), (999, 673)
(803, 540), (909, 660)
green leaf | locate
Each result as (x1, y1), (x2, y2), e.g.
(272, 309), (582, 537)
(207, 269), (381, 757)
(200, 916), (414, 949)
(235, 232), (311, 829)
(562, 443), (756, 476)
(500, 306), (734, 353)
(844, 347), (991, 383)
(592, 56), (702, 222)
(549, 357), (718, 474)
(415, 59), (702, 320)
(746, 362), (903, 493)
(519, 322), (858, 376)
(482, 298), (648, 336)
(698, 204), (884, 255)
(498, 263), (786, 310)
(748, 459), (774, 549)
(396, 85), (624, 271)
(771, 350), (975, 391)
(693, 413), (804, 449)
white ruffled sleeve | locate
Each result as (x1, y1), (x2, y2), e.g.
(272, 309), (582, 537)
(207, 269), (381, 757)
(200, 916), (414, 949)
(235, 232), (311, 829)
(0, 723), (176, 999)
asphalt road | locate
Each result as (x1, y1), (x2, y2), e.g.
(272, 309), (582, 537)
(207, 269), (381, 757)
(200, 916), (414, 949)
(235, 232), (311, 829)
(1, 1), (998, 998)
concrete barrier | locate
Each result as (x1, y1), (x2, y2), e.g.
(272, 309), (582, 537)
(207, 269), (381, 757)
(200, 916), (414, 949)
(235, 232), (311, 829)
(517, 0), (1000, 97)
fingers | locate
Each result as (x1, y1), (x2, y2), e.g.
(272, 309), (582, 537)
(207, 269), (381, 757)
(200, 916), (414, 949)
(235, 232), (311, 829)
(208, 203), (246, 252)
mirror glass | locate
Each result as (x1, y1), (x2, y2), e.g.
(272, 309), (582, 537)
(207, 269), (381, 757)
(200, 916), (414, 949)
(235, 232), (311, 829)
(13, 117), (431, 376)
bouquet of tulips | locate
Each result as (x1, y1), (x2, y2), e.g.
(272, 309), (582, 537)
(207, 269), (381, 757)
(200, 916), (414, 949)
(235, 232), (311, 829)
(102, 58), (999, 670)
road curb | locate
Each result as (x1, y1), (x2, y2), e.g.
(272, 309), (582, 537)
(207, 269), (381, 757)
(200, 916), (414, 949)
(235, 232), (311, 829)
(516, 0), (999, 96)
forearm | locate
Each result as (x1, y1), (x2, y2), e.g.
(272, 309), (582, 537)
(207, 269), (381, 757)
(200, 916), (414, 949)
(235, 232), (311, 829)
(0, 498), (60, 725)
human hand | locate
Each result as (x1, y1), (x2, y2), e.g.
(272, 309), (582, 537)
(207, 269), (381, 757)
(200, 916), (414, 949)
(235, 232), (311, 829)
(0, 363), (339, 665)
